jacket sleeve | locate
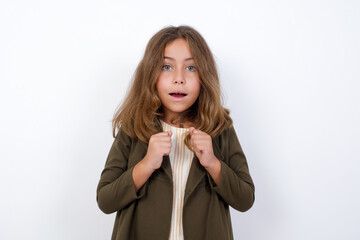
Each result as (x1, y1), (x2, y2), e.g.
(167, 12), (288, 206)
(96, 129), (147, 214)
(207, 126), (255, 212)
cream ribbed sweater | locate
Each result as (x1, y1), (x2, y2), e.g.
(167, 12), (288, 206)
(161, 120), (194, 240)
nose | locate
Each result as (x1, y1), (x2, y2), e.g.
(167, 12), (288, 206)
(174, 69), (185, 85)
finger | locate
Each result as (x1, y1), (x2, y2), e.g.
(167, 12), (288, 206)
(156, 131), (172, 139)
(192, 145), (202, 154)
(190, 140), (200, 154)
(189, 127), (195, 135)
(157, 132), (172, 136)
(192, 143), (203, 153)
(159, 136), (172, 144)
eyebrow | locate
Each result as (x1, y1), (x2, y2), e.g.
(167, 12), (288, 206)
(163, 56), (194, 61)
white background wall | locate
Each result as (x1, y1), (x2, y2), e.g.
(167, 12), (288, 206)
(1, 0), (359, 239)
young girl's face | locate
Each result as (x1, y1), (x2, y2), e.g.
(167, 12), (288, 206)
(156, 38), (201, 122)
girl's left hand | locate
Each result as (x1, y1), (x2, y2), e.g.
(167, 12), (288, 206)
(189, 127), (218, 169)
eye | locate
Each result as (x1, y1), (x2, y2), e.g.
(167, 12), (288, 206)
(186, 66), (196, 71)
(162, 65), (172, 71)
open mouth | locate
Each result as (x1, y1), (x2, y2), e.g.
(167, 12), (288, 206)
(169, 91), (187, 97)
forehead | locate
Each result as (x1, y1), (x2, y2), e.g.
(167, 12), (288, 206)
(163, 38), (193, 60)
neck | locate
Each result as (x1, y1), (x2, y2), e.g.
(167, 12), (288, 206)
(160, 117), (195, 128)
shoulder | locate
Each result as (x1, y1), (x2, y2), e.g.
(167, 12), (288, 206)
(215, 125), (237, 142)
(114, 127), (148, 152)
(213, 125), (243, 154)
(114, 127), (134, 147)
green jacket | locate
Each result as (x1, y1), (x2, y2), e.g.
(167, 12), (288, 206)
(97, 126), (255, 240)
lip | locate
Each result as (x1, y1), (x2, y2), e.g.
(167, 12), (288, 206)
(169, 90), (187, 95)
(169, 95), (186, 101)
(169, 90), (187, 101)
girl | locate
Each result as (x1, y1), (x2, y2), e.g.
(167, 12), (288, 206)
(97, 25), (255, 240)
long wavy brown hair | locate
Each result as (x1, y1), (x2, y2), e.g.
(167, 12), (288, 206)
(112, 25), (232, 148)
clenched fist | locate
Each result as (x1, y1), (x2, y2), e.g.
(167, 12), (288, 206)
(189, 127), (218, 169)
(143, 131), (172, 171)
(189, 127), (221, 185)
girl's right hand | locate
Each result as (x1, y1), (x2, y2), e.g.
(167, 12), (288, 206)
(142, 131), (172, 171)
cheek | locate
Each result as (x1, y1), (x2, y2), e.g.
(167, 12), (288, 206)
(192, 77), (201, 94)
(194, 86), (201, 99)
(185, 71), (200, 82)
(156, 78), (168, 98)
(156, 76), (164, 90)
